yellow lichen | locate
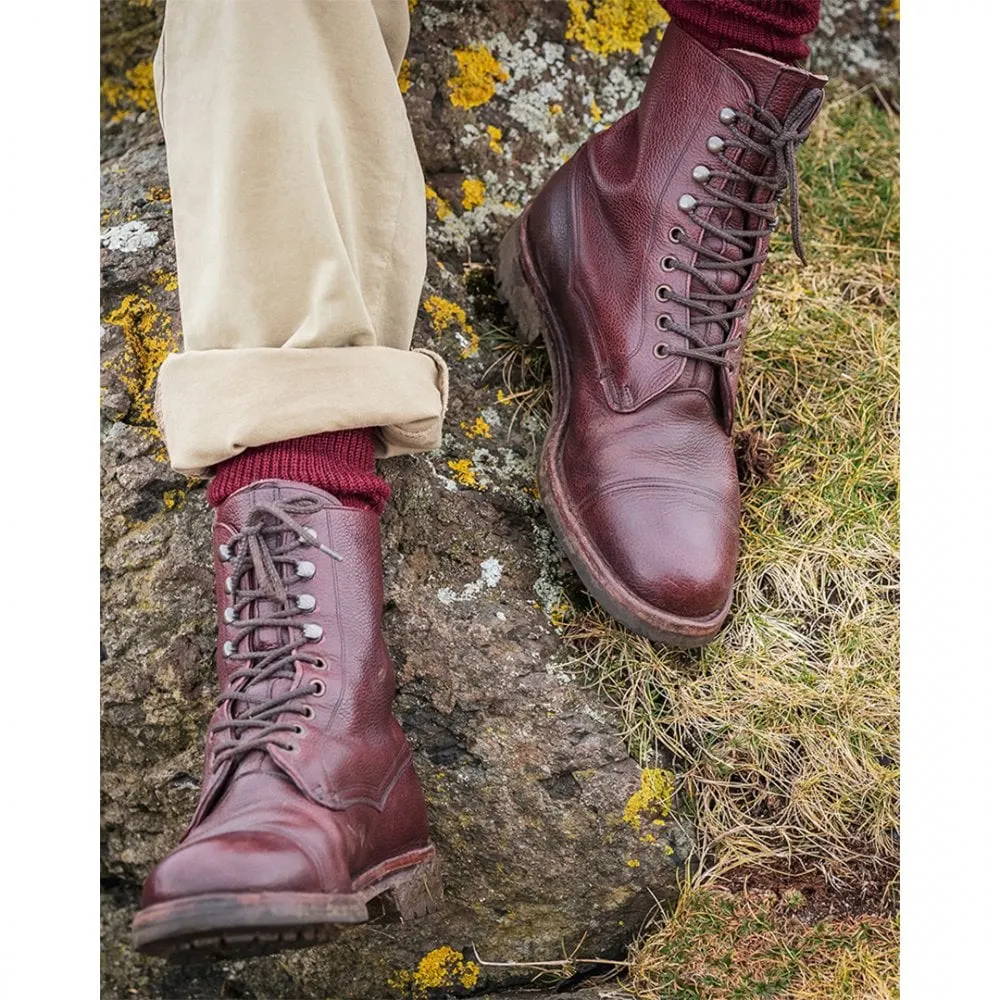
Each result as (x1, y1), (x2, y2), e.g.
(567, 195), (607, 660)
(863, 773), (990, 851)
(425, 184), (453, 221)
(389, 945), (480, 994)
(461, 177), (486, 211)
(103, 293), (177, 438)
(447, 459), (483, 490)
(496, 389), (515, 406)
(626, 858), (641, 868)
(103, 60), (158, 123)
(398, 57), (412, 94)
(163, 488), (186, 510)
(447, 45), (508, 110)
(486, 124), (503, 154)
(458, 330), (480, 359)
(565, 0), (669, 57)
(423, 296), (472, 334)
(880, 0), (900, 25)
(151, 269), (179, 291)
(590, 98), (603, 122)
(549, 102), (564, 115)
(622, 768), (674, 831)
(549, 601), (573, 628)
(145, 186), (171, 203)
(460, 416), (492, 439)
(408, 0), (418, 10)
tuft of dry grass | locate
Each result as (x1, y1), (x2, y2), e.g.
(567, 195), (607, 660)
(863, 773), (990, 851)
(499, 83), (899, 891)
(626, 885), (899, 1000)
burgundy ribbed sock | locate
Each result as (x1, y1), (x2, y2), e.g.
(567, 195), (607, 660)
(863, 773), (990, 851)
(660, 0), (822, 63)
(206, 428), (391, 513)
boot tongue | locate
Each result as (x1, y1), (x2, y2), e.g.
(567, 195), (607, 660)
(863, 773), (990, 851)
(675, 53), (826, 404)
(718, 48), (827, 118)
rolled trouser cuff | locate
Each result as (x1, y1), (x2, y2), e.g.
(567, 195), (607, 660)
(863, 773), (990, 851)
(155, 345), (449, 475)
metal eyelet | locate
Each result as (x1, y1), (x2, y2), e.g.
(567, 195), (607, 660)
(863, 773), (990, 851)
(224, 576), (233, 594)
(692, 165), (710, 184)
(296, 594), (317, 612)
(295, 560), (316, 580)
(292, 724), (305, 735)
(302, 706), (315, 721)
(678, 194), (697, 212)
(312, 657), (328, 671)
(218, 543), (231, 562)
(653, 343), (670, 358)
(668, 226), (685, 244)
(302, 623), (324, 641)
(656, 314), (672, 332)
(660, 256), (678, 272)
(311, 679), (326, 697)
(707, 135), (725, 154)
(655, 284), (671, 302)
(719, 106), (737, 125)
(223, 640), (235, 657)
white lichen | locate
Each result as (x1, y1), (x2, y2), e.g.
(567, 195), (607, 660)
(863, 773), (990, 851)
(100, 220), (159, 253)
(437, 557), (503, 604)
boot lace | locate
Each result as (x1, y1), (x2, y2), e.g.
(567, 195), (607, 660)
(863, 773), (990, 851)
(654, 88), (823, 370)
(210, 496), (341, 769)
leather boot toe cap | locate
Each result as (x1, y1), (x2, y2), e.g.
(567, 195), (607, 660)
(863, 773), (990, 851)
(140, 829), (330, 906)
(584, 482), (738, 621)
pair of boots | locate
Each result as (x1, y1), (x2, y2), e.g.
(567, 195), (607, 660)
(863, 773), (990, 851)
(132, 25), (826, 958)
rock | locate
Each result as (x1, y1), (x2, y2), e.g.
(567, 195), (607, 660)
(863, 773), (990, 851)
(100, 2), (898, 998)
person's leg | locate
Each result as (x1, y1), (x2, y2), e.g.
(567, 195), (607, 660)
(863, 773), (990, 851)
(152, 0), (446, 476)
(660, 0), (822, 63)
(497, 10), (825, 646)
(133, 0), (442, 960)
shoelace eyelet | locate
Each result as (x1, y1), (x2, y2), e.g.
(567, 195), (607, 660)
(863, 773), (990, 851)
(655, 284), (671, 302)
(719, 106), (737, 125)
(301, 706), (315, 721)
(296, 593), (317, 612)
(678, 194), (697, 213)
(707, 135), (725, 154)
(218, 543), (232, 562)
(660, 256), (678, 272)
(653, 342), (670, 358)
(692, 165), (711, 184)
(302, 623), (324, 641)
(311, 679), (326, 697)
(656, 314), (672, 332)
(295, 560), (316, 580)
(223, 640), (235, 657)
(668, 226), (685, 244)
(223, 607), (237, 624)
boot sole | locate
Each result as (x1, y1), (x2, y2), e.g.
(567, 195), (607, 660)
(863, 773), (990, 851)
(131, 847), (441, 962)
(495, 214), (730, 648)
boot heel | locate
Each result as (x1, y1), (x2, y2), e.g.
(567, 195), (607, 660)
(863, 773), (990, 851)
(496, 216), (546, 346)
(367, 854), (444, 923)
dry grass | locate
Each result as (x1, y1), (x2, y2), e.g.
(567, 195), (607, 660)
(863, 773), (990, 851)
(626, 885), (899, 1000)
(499, 83), (899, 893)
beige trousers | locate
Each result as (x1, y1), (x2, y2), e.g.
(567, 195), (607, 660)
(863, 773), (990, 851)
(152, 0), (446, 475)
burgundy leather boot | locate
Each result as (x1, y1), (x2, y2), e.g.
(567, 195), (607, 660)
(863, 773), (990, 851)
(132, 481), (440, 959)
(497, 23), (826, 646)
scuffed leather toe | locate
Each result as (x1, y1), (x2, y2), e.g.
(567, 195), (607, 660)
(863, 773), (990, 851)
(141, 829), (323, 906)
(584, 482), (739, 620)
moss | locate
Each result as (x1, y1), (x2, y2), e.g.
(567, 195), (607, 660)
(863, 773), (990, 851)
(460, 177), (486, 211)
(389, 946), (480, 994)
(622, 767), (673, 831)
(447, 45), (508, 110)
(565, 0), (668, 57)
